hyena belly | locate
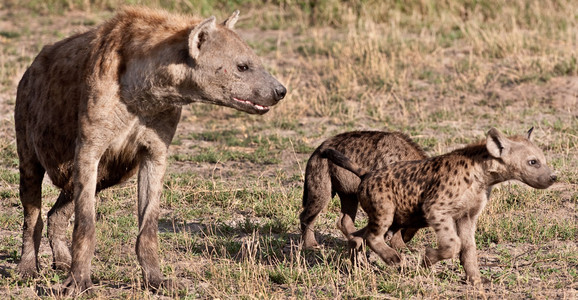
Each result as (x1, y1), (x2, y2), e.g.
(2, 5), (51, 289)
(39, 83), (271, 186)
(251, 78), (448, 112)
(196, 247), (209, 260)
(300, 131), (426, 249)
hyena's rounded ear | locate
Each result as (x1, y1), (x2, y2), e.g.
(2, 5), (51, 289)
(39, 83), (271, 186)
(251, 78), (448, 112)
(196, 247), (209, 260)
(223, 10), (239, 29)
(486, 127), (509, 158)
(188, 16), (217, 60)
(526, 127), (534, 141)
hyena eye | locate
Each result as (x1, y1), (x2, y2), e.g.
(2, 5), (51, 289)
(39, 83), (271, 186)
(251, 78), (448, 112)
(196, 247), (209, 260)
(528, 159), (539, 167)
(237, 64), (249, 72)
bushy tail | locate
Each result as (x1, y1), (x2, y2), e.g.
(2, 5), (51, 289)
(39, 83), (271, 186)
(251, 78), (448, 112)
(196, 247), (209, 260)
(321, 148), (369, 178)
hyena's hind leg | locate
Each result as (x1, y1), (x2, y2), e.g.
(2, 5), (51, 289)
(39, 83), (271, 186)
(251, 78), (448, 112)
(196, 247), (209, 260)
(335, 192), (359, 238)
(343, 224), (368, 267)
(47, 189), (74, 270)
(300, 170), (333, 249)
(17, 154), (45, 277)
(364, 201), (401, 265)
(390, 228), (419, 252)
(338, 215), (370, 267)
(341, 213), (418, 253)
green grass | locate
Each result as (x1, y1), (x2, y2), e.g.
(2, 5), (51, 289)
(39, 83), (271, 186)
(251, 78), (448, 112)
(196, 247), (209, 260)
(0, 0), (576, 299)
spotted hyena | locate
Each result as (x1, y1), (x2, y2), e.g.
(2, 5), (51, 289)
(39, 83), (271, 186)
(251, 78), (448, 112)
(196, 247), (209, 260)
(299, 131), (427, 250)
(322, 128), (557, 284)
(15, 7), (286, 294)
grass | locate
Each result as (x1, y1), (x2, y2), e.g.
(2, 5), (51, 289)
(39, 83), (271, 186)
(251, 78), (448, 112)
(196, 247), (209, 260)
(0, 0), (577, 298)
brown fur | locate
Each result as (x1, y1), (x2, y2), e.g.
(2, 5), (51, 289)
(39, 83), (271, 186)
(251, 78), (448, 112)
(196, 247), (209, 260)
(299, 131), (427, 249)
(324, 128), (557, 284)
(14, 7), (286, 295)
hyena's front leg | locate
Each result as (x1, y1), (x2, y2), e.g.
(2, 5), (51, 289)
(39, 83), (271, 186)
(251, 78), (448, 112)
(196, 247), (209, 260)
(457, 215), (487, 285)
(423, 212), (461, 267)
(136, 147), (172, 291)
(62, 146), (101, 295)
(47, 190), (74, 271)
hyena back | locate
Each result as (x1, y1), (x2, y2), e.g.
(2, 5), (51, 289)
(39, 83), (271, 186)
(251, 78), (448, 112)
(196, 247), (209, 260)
(299, 131), (427, 249)
(15, 7), (285, 294)
(323, 128), (556, 284)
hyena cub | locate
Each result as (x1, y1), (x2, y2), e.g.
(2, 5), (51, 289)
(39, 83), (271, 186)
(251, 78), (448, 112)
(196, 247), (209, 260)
(300, 131), (427, 249)
(323, 128), (557, 284)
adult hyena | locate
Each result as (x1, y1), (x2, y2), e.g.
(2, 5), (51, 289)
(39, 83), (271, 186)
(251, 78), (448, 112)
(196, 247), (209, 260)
(15, 7), (286, 294)
(299, 131), (427, 250)
(323, 128), (557, 284)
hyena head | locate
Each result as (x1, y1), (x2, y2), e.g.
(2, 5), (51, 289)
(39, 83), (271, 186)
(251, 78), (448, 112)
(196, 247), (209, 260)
(184, 11), (286, 114)
(486, 127), (557, 189)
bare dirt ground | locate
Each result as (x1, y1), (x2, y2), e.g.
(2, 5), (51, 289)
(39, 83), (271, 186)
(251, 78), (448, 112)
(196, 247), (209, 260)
(0, 4), (576, 299)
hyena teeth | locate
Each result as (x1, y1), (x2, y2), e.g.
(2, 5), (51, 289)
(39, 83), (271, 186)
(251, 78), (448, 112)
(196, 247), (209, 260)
(234, 97), (268, 110)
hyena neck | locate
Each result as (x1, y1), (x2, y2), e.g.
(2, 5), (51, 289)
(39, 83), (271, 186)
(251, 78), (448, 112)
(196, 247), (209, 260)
(121, 90), (188, 116)
(452, 143), (510, 187)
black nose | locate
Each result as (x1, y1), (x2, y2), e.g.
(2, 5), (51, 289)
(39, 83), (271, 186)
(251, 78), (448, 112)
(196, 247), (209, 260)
(550, 174), (557, 182)
(274, 85), (287, 101)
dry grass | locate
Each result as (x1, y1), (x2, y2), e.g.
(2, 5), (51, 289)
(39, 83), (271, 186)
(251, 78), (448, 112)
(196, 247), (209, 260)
(0, 0), (577, 299)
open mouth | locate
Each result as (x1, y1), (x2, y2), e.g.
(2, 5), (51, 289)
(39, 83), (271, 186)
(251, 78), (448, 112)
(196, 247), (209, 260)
(233, 97), (270, 112)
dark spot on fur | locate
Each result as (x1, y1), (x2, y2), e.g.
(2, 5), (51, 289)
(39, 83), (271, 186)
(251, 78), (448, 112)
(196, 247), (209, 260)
(444, 226), (449, 231)
(431, 162), (441, 173)
(400, 177), (407, 187)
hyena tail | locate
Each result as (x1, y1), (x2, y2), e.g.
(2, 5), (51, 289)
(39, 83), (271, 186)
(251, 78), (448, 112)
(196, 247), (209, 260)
(321, 148), (369, 178)
(301, 178), (309, 207)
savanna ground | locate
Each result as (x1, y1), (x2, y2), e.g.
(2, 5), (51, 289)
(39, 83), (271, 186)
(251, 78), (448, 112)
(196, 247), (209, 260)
(0, 0), (576, 298)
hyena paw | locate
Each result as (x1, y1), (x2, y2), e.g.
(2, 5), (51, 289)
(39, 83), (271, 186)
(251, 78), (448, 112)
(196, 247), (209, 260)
(380, 249), (402, 265)
(61, 274), (93, 297)
(302, 241), (323, 250)
(384, 254), (401, 265)
(155, 278), (185, 296)
(51, 244), (72, 271)
(422, 247), (438, 267)
(348, 237), (364, 251)
(467, 275), (491, 286)
(17, 261), (39, 278)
